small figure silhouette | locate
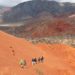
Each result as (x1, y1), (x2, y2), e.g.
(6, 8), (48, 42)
(38, 57), (41, 63)
(40, 56), (44, 63)
(12, 50), (15, 56)
(32, 58), (37, 65)
(38, 56), (44, 63)
(19, 59), (27, 69)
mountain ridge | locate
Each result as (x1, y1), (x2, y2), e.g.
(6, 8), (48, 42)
(2, 0), (75, 22)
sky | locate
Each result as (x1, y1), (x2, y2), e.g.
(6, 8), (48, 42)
(0, 0), (30, 6)
(0, 0), (75, 7)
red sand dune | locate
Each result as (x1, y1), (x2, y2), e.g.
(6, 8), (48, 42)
(0, 31), (75, 75)
(36, 43), (75, 75)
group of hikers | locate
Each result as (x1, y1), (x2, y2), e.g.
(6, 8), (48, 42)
(19, 56), (44, 68)
(10, 46), (44, 68)
(32, 56), (44, 65)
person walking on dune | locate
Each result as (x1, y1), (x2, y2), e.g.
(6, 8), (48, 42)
(32, 58), (37, 65)
(19, 59), (27, 68)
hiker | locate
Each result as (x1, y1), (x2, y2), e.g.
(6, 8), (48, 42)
(12, 50), (15, 56)
(19, 59), (27, 68)
(32, 58), (37, 65)
(38, 57), (41, 63)
(38, 56), (44, 63)
(40, 56), (44, 63)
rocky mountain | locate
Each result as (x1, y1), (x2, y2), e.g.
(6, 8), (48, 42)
(0, 6), (10, 14)
(0, 15), (75, 38)
(0, 6), (11, 23)
(2, 0), (75, 22)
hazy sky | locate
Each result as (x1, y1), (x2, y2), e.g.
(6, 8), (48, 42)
(0, 0), (30, 6)
(0, 0), (75, 7)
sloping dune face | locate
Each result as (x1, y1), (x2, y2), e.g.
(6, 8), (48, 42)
(0, 31), (75, 75)
(36, 43), (75, 75)
(0, 31), (45, 75)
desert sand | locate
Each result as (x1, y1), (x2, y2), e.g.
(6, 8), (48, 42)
(0, 31), (75, 75)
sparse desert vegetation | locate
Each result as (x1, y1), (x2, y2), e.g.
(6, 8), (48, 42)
(27, 35), (75, 47)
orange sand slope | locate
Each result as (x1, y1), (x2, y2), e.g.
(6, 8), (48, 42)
(0, 31), (75, 75)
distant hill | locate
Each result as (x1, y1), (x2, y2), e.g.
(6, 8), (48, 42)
(2, 0), (75, 22)
(0, 6), (10, 14)
(0, 6), (10, 24)
(0, 6), (11, 24)
(0, 15), (75, 38)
